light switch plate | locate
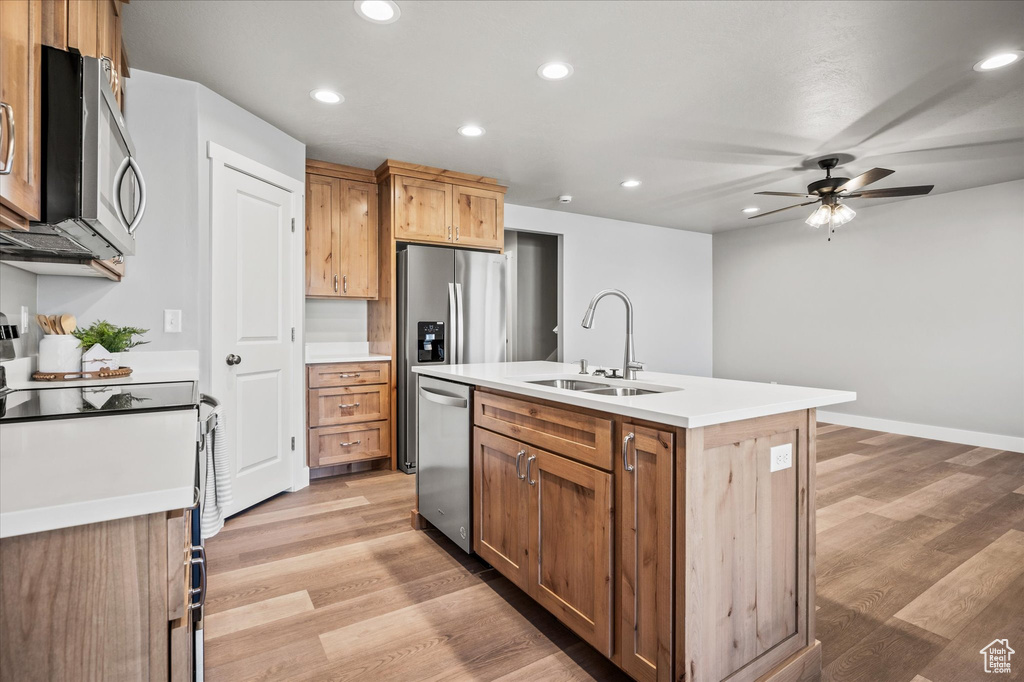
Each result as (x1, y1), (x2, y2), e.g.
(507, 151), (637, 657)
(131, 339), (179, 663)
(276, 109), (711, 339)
(164, 309), (182, 333)
(770, 443), (793, 472)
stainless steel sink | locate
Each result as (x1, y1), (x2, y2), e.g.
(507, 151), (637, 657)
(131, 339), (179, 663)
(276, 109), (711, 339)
(585, 386), (661, 397)
(528, 378), (610, 391)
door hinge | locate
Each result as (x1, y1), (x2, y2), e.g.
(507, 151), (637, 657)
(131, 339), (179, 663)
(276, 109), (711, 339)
(291, 436), (296, 451)
(291, 217), (296, 233)
(291, 327), (296, 342)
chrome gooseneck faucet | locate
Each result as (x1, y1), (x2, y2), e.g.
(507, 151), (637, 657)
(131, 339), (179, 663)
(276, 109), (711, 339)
(580, 289), (644, 380)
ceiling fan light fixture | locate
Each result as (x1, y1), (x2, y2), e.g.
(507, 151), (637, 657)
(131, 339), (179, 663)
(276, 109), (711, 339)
(832, 203), (856, 226)
(805, 205), (832, 228)
(974, 51), (1023, 71)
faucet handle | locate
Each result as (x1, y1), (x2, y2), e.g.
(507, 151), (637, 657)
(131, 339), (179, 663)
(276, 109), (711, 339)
(627, 360), (645, 372)
(577, 359), (589, 375)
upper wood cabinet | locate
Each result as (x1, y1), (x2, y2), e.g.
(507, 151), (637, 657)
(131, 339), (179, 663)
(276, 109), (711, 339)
(619, 423), (675, 682)
(305, 160), (379, 300)
(377, 160), (506, 251)
(452, 184), (503, 248)
(0, 0), (43, 229)
(2, 0), (127, 230)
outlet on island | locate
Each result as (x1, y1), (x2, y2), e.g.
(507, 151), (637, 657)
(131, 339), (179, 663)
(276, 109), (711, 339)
(770, 443), (793, 472)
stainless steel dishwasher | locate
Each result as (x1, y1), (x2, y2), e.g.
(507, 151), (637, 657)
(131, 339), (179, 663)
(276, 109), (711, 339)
(416, 374), (473, 552)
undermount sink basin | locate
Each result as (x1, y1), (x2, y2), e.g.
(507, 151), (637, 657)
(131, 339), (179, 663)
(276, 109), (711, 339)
(528, 378), (610, 391)
(585, 386), (661, 397)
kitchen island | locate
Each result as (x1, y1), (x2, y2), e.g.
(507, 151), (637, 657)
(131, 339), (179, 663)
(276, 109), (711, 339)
(412, 361), (855, 682)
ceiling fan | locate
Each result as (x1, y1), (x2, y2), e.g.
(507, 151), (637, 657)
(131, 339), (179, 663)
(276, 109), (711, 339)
(748, 157), (934, 240)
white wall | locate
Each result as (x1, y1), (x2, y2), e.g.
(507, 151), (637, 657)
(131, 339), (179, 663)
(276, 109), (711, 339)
(505, 204), (713, 376)
(305, 299), (368, 342)
(713, 180), (1024, 443)
(37, 72), (201, 352)
(0, 264), (40, 357)
(36, 70), (306, 384)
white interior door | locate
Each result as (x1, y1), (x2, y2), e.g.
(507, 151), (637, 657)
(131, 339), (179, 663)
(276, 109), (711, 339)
(211, 161), (297, 515)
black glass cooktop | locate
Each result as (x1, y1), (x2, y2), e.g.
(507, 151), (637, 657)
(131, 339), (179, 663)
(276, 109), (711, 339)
(0, 381), (198, 423)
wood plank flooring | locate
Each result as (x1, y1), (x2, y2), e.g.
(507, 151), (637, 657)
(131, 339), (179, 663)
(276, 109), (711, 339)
(204, 425), (1024, 681)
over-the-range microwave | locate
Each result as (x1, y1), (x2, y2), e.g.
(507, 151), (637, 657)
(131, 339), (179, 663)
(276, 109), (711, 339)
(0, 46), (146, 264)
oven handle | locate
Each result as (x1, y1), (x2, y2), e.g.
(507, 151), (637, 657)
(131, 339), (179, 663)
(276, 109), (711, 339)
(189, 544), (207, 611)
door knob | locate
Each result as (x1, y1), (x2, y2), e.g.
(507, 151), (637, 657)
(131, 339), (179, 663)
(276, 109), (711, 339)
(225, 354), (242, 366)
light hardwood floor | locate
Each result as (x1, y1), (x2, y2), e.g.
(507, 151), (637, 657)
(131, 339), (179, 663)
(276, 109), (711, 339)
(204, 425), (1024, 681)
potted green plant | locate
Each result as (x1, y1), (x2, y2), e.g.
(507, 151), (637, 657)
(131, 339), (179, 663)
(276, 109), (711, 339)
(72, 320), (149, 372)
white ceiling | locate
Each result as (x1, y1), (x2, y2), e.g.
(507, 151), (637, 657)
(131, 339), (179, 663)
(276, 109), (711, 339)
(121, 1), (1024, 233)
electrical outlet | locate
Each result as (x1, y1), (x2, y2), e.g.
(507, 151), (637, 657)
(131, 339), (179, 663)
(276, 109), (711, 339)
(770, 443), (792, 472)
(164, 309), (182, 333)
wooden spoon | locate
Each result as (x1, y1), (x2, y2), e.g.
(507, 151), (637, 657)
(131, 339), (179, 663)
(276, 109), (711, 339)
(59, 314), (77, 336)
(36, 314), (53, 334)
(48, 315), (62, 334)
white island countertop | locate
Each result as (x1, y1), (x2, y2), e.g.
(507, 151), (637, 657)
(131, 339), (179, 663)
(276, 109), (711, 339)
(413, 361), (855, 428)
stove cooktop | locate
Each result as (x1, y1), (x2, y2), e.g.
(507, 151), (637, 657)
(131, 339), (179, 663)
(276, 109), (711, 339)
(0, 381), (198, 423)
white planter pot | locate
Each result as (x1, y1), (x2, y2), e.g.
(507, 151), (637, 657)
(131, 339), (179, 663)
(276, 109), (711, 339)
(38, 336), (83, 373)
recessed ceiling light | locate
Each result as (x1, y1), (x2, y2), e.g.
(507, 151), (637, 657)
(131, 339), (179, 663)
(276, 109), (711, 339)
(354, 0), (400, 24)
(538, 61), (574, 81)
(620, 179), (641, 188)
(458, 125), (485, 137)
(742, 207), (759, 214)
(974, 51), (1023, 71)
(310, 89), (343, 104)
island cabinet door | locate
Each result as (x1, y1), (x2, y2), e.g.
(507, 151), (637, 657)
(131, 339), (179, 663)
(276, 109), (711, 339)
(619, 424), (675, 682)
(527, 446), (614, 658)
(473, 427), (531, 590)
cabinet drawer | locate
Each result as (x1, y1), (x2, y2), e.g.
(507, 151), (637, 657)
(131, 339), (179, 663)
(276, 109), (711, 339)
(309, 420), (389, 467)
(474, 391), (614, 470)
(308, 361), (389, 388)
(309, 385), (389, 427)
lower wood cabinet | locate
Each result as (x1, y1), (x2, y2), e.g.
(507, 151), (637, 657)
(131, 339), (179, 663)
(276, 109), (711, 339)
(473, 427), (531, 589)
(472, 426), (614, 657)
(306, 361), (392, 471)
(0, 509), (194, 681)
(619, 423), (675, 682)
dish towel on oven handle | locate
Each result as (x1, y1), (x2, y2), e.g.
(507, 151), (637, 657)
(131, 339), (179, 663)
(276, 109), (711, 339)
(201, 405), (233, 538)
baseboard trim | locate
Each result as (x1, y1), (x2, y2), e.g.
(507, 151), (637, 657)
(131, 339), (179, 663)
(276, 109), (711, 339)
(817, 410), (1024, 453)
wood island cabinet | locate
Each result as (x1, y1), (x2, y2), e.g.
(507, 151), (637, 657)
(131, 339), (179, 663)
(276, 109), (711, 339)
(462, 388), (820, 682)
(305, 160), (379, 299)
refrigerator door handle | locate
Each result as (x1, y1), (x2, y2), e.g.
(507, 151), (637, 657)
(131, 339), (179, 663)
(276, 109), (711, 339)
(448, 282), (458, 364)
(455, 282), (465, 365)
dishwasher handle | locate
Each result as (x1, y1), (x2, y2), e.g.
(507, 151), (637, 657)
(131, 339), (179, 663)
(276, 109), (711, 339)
(419, 386), (469, 409)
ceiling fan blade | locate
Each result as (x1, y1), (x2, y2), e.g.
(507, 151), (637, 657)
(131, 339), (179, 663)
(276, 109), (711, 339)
(755, 191), (817, 198)
(834, 167), (895, 193)
(747, 200), (819, 219)
(844, 185), (934, 199)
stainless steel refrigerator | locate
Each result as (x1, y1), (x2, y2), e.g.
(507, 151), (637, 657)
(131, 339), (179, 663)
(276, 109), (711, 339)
(397, 245), (507, 473)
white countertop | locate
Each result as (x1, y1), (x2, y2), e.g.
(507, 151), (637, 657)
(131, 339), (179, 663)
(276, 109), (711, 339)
(305, 341), (390, 364)
(413, 361), (856, 428)
(0, 351), (201, 538)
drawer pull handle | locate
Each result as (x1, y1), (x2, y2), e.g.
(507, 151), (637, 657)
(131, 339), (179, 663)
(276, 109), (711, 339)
(338, 373), (361, 378)
(339, 440), (362, 447)
(338, 402), (361, 409)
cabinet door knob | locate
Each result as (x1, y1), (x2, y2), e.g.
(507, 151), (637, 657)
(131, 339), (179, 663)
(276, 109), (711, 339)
(225, 354), (242, 366)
